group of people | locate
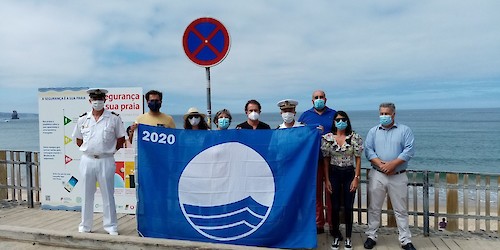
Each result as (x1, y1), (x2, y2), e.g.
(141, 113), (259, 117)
(72, 88), (416, 250)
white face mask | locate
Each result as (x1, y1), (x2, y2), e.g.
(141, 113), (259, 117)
(281, 112), (295, 124)
(188, 117), (201, 126)
(92, 100), (105, 111)
(247, 111), (260, 121)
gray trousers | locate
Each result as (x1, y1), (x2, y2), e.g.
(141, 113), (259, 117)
(366, 170), (412, 245)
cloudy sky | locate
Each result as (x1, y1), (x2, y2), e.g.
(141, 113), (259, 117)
(1, 1), (499, 115)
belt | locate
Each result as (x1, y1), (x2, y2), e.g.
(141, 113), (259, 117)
(331, 165), (354, 171)
(84, 153), (113, 159)
(373, 166), (406, 175)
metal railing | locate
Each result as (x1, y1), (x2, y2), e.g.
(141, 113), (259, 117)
(0, 150), (40, 208)
(2, 149), (500, 236)
(349, 169), (500, 236)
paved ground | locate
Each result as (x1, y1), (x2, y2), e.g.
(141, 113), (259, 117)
(2, 202), (500, 249)
(0, 239), (81, 250)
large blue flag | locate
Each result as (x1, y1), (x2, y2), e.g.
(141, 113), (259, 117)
(137, 125), (320, 248)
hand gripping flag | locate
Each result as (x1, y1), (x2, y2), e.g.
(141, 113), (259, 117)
(136, 125), (320, 248)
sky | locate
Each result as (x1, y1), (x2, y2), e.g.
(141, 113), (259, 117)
(1, 1), (500, 115)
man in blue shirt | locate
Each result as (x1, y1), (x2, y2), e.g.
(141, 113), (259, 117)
(363, 102), (416, 250)
(298, 90), (336, 234)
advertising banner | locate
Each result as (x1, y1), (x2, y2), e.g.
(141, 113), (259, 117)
(39, 87), (142, 214)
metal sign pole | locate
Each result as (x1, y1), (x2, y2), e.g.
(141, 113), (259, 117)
(205, 67), (212, 129)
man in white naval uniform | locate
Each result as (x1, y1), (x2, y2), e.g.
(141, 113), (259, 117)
(276, 99), (305, 129)
(72, 88), (126, 235)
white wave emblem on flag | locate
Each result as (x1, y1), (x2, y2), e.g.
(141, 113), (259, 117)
(178, 142), (275, 241)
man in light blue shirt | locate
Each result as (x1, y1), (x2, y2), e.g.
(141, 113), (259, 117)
(363, 102), (416, 250)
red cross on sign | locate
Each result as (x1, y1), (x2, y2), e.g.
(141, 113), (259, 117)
(183, 17), (231, 67)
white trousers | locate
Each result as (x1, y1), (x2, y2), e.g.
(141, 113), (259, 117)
(366, 170), (411, 245)
(78, 155), (117, 233)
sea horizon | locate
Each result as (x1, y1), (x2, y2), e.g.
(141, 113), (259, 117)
(2, 106), (500, 116)
(1, 107), (499, 174)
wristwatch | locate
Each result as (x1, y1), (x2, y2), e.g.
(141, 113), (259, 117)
(355, 175), (361, 179)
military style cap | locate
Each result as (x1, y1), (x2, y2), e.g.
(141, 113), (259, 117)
(277, 99), (298, 110)
(86, 88), (108, 98)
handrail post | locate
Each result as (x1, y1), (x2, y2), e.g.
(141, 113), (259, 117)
(0, 151), (7, 199)
(446, 173), (459, 231)
(423, 170), (430, 236)
(25, 151), (34, 208)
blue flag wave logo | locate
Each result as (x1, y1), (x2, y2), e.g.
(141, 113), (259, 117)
(178, 142), (274, 241)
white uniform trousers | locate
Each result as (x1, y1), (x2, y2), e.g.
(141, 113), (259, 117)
(366, 170), (412, 245)
(78, 154), (117, 233)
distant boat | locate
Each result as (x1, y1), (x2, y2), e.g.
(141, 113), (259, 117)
(11, 110), (19, 119)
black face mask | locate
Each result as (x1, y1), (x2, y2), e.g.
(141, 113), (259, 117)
(148, 100), (161, 112)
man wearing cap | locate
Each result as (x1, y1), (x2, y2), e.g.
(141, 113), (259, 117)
(72, 88), (126, 235)
(277, 99), (305, 129)
(298, 90), (336, 235)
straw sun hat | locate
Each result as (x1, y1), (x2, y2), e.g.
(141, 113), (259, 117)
(183, 107), (206, 120)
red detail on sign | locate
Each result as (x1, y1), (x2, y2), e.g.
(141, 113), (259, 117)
(183, 17), (230, 67)
(65, 155), (72, 164)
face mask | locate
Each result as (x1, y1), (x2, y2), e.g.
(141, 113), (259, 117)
(281, 112), (295, 124)
(189, 117), (201, 126)
(148, 100), (161, 112)
(379, 115), (392, 126)
(218, 118), (230, 129)
(248, 111), (260, 121)
(313, 99), (325, 110)
(335, 121), (348, 130)
(92, 100), (104, 111)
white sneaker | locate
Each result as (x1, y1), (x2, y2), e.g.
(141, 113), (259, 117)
(345, 238), (353, 250)
(331, 238), (340, 250)
(78, 228), (90, 233)
(108, 231), (119, 236)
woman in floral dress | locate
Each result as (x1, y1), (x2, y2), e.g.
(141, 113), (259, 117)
(321, 110), (363, 250)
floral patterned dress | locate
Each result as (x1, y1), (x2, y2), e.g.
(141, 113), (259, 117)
(320, 132), (363, 168)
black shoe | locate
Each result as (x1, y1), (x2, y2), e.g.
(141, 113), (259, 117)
(344, 238), (353, 250)
(402, 242), (416, 250)
(317, 227), (325, 234)
(364, 238), (377, 249)
(330, 238), (340, 250)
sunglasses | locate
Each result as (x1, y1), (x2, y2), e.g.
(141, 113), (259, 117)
(335, 118), (347, 122)
(313, 96), (325, 99)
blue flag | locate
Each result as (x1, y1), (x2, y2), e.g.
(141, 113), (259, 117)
(137, 125), (320, 248)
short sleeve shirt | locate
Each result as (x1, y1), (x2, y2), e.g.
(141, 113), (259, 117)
(72, 110), (126, 155)
(298, 107), (336, 135)
(321, 132), (363, 168)
(135, 112), (176, 128)
(236, 121), (271, 129)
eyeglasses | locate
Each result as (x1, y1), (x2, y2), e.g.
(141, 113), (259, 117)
(313, 96), (325, 99)
(335, 118), (347, 122)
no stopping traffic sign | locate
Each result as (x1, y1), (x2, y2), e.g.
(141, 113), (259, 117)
(183, 17), (231, 67)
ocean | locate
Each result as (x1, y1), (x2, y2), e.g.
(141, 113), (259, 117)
(1, 108), (499, 174)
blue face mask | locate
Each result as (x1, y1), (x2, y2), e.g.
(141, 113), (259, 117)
(313, 99), (325, 110)
(335, 121), (347, 130)
(379, 115), (392, 126)
(218, 118), (230, 129)
(148, 100), (161, 112)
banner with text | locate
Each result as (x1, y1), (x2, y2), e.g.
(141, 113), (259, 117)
(136, 125), (320, 248)
(39, 87), (142, 214)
